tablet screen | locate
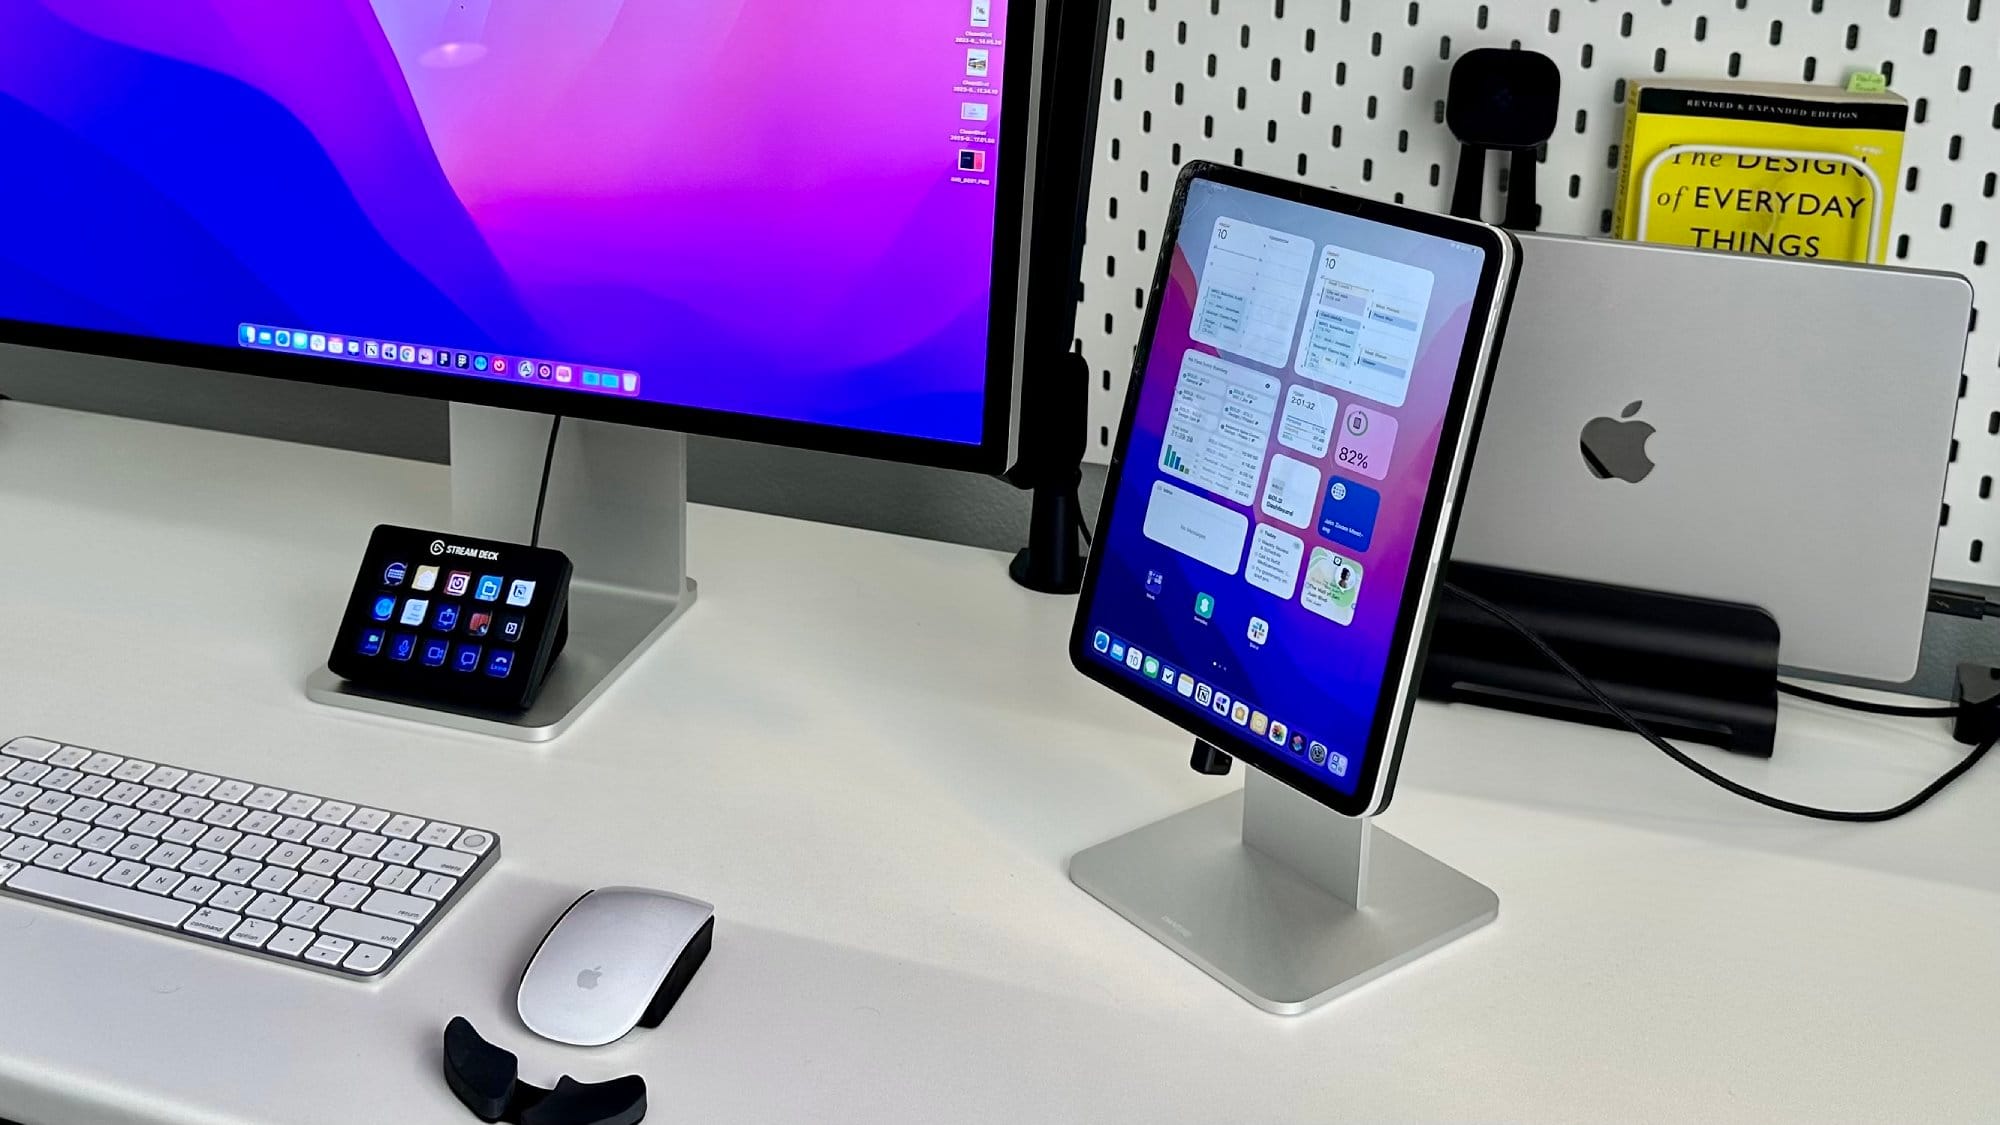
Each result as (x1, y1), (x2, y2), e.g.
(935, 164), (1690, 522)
(1075, 169), (1506, 812)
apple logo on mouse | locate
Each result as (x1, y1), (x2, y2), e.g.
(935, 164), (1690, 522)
(1579, 401), (1656, 483)
(576, 966), (602, 990)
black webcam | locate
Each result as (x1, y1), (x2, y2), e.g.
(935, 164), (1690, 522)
(1446, 48), (1561, 230)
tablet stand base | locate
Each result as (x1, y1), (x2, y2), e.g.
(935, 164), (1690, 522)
(1070, 768), (1496, 1015)
(307, 404), (696, 741)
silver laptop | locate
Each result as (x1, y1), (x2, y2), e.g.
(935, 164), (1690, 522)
(1453, 234), (1971, 682)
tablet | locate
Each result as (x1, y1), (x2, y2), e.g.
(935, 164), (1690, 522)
(1070, 163), (1518, 818)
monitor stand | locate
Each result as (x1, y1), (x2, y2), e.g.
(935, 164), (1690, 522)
(1069, 766), (1497, 1015)
(306, 403), (696, 741)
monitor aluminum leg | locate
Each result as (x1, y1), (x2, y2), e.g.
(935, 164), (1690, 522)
(1069, 768), (1497, 1015)
(306, 404), (696, 741)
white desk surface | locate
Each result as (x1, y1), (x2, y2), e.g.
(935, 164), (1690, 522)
(0, 403), (1994, 1125)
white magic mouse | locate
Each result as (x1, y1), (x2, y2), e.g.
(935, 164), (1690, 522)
(517, 887), (715, 1047)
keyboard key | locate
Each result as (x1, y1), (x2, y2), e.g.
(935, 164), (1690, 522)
(304, 935), (354, 966)
(95, 806), (140, 831)
(313, 801), (357, 825)
(228, 918), (277, 948)
(346, 808), (390, 833)
(245, 787), (288, 811)
(80, 753), (123, 776)
(104, 782), (148, 807)
(128, 813), (172, 837)
(10, 867), (195, 928)
(79, 827), (123, 853)
(40, 769), (81, 792)
(412, 873), (457, 901)
(276, 794), (321, 818)
(69, 852), (115, 880)
(183, 908), (239, 939)
(112, 760), (156, 783)
(342, 833), (387, 859)
(303, 850), (346, 877)
(282, 900), (330, 929)
(14, 813), (55, 838)
(239, 811), (282, 836)
(268, 927), (315, 958)
(273, 817), (315, 842)
(137, 790), (179, 813)
(146, 766), (187, 789)
(139, 869), (185, 896)
(344, 945), (392, 975)
(168, 797), (213, 821)
(1, 784), (39, 808)
(176, 773), (220, 797)
(246, 893), (293, 921)
(2, 738), (59, 761)
(291, 874), (335, 902)
(112, 836), (157, 861)
(231, 836), (276, 862)
(45, 820), (88, 846)
(197, 828), (242, 853)
(251, 867), (297, 895)
(361, 888), (437, 926)
(268, 842), (312, 869)
(321, 909), (415, 949)
(415, 847), (475, 878)
(0, 858), (17, 882)
(378, 839), (422, 866)
(162, 821), (205, 846)
(173, 877), (220, 905)
(0, 807), (18, 830)
(203, 804), (247, 829)
(374, 865), (419, 893)
(338, 858), (383, 885)
(64, 800), (107, 825)
(217, 858), (261, 884)
(29, 792), (72, 816)
(326, 881), (370, 909)
(182, 851), (227, 877)
(308, 825), (351, 850)
(211, 780), (253, 805)
(48, 746), (90, 769)
(105, 860), (148, 887)
(33, 844), (81, 871)
(209, 884), (256, 913)
(71, 776), (113, 800)
(417, 823), (461, 848)
(6, 761), (50, 784)
(149, 843), (192, 870)
(3, 837), (47, 863)
(382, 815), (425, 840)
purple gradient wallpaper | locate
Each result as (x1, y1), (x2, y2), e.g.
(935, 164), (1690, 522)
(0, 0), (1012, 444)
(1083, 179), (1486, 797)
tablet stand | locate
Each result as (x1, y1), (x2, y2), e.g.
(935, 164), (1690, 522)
(307, 403), (696, 741)
(1070, 767), (1496, 1015)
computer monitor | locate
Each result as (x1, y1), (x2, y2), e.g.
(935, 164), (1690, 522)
(0, 0), (1106, 737)
(0, 0), (1081, 472)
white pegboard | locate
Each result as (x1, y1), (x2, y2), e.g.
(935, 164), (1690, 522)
(1078, 0), (1999, 585)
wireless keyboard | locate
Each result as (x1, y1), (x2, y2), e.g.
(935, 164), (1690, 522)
(0, 736), (498, 978)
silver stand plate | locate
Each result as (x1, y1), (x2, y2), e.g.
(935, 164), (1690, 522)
(1070, 768), (1496, 1015)
(307, 404), (696, 741)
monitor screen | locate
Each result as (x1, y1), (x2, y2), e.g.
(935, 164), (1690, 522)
(1075, 170), (1505, 812)
(0, 0), (1020, 457)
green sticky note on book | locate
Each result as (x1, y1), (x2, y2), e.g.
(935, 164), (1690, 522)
(1846, 71), (1888, 93)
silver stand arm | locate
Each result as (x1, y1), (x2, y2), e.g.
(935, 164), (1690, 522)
(307, 404), (697, 741)
(1070, 767), (1496, 1015)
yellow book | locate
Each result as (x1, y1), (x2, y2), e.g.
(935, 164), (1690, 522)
(1612, 78), (1908, 263)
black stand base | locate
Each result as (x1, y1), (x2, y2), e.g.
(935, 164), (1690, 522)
(1009, 476), (1085, 594)
(1424, 563), (1781, 756)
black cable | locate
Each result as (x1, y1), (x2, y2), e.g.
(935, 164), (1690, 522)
(530, 415), (562, 548)
(1072, 494), (1093, 547)
(1776, 680), (1966, 718)
(1442, 582), (1996, 823)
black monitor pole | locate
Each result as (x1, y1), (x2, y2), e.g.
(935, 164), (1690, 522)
(1005, 0), (1112, 595)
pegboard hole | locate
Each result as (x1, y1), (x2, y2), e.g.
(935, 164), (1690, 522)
(1548, 8), (1561, 34)
(1974, 540), (1986, 564)
(1695, 16), (1709, 41)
